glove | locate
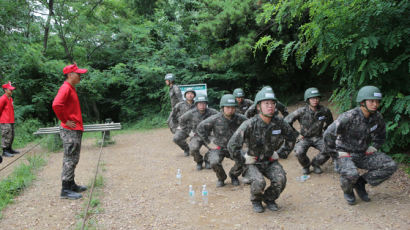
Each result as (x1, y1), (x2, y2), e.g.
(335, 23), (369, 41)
(244, 153), (257, 165)
(365, 146), (377, 155)
(338, 152), (351, 158)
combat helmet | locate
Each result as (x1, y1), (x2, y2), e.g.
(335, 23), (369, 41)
(304, 87), (321, 101)
(220, 94), (237, 107)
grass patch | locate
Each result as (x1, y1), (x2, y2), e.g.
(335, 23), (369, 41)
(392, 153), (410, 176)
(75, 166), (105, 230)
(0, 155), (46, 218)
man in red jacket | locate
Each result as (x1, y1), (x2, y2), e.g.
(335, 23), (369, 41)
(0, 81), (19, 159)
(52, 63), (88, 200)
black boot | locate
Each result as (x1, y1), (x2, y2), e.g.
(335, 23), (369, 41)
(0, 155), (3, 163)
(71, 180), (87, 193)
(231, 177), (240, 186)
(10, 148), (19, 154)
(354, 176), (370, 202)
(61, 181), (82, 200)
(205, 161), (211, 169)
(196, 162), (203, 171)
(2, 148), (14, 157)
(216, 180), (225, 187)
(252, 201), (264, 213)
(343, 191), (356, 205)
(183, 149), (189, 157)
(265, 200), (279, 211)
(302, 167), (310, 175)
(312, 165), (323, 174)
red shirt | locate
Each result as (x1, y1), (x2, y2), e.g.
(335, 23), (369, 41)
(52, 81), (84, 131)
(0, 94), (14, 123)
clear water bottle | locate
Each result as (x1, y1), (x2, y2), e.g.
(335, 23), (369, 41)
(176, 169), (182, 185)
(189, 185), (195, 204)
(296, 175), (310, 182)
(202, 184), (208, 206)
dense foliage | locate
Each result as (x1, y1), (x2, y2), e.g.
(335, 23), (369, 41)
(0, 0), (408, 154)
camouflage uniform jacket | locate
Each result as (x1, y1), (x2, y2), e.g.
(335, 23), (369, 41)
(170, 100), (195, 127)
(237, 99), (254, 114)
(244, 101), (289, 119)
(228, 115), (297, 162)
(169, 84), (183, 109)
(284, 104), (333, 138)
(197, 112), (247, 148)
(179, 107), (218, 135)
(323, 107), (386, 156)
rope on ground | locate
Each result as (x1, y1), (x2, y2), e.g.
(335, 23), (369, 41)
(81, 131), (106, 230)
(0, 141), (42, 173)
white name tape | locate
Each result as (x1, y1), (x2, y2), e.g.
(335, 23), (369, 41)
(265, 93), (275, 98)
(370, 124), (378, 132)
(198, 96), (205, 100)
(237, 93), (243, 96)
(311, 90), (319, 94)
(318, 116), (326, 121)
(272, 129), (281, 135)
(374, 92), (382, 97)
(228, 99), (235, 103)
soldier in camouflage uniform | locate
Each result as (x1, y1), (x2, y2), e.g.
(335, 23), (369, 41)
(233, 88), (254, 114)
(323, 86), (397, 205)
(179, 93), (218, 170)
(165, 73), (183, 133)
(171, 88), (196, 156)
(228, 87), (297, 213)
(197, 94), (247, 187)
(244, 86), (289, 119)
(284, 87), (333, 175)
(52, 63), (88, 200)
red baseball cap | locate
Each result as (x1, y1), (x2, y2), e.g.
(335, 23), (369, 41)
(2, 81), (15, 90)
(63, 63), (88, 75)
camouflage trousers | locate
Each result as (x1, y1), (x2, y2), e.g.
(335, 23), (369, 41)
(60, 127), (83, 182)
(208, 148), (243, 181)
(0, 123), (14, 149)
(244, 161), (287, 203)
(337, 152), (397, 193)
(189, 136), (209, 164)
(173, 129), (189, 152)
(167, 112), (176, 134)
(294, 136), (331, 168)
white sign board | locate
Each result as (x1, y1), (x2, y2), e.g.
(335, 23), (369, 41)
(178, 84), (207, 100)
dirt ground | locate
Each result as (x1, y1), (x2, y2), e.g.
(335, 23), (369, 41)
(0, 103), (409, 230)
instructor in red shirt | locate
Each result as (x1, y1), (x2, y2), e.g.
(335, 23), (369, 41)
(53, 63), (88, 200)
(0, 81), (19, 159)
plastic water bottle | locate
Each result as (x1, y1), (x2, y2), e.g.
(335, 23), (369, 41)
(176, 169), (182, 185)
(189, 185), (195, 204)
(202, 184), (208, 206)
(296, 175), (310, 182)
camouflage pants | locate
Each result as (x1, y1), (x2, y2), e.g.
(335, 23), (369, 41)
(337, 152), (397, 193)
(60, 127), (83, 182)
(294, 136), (330, 168)
(173, 129), (189, 152)
(189, 136), (209, 164)
(167, 112), (176, 134)
(0, 123), (14, 149)
(208, 148), (243, 181)
(244, 161), (287, 203)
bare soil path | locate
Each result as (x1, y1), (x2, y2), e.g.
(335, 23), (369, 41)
(0, 103), (409, 230)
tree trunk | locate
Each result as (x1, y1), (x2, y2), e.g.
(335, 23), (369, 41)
(43, 0), (54, 54)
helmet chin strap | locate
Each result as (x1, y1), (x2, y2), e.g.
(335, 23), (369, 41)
(363, 104), (377, 114)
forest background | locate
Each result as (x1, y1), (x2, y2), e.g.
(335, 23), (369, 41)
(0, 0), (408, 161)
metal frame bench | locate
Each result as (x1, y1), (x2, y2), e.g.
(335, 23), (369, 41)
(34, 122), (121, 145)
